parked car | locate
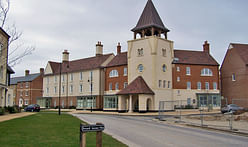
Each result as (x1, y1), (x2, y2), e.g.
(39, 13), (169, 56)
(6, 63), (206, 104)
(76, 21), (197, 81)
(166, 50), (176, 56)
(24, 104), (40, 112)
(221, 104), (244, 113)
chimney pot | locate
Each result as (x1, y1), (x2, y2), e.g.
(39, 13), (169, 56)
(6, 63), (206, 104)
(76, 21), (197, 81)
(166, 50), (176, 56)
(96, 41), (103, 56)
(117, 42), (121, 55)
(40, 68), (44, 75)
(25, 70), (30, 76)
(203, 40), (210, 54)
(62, 50), (69, 62)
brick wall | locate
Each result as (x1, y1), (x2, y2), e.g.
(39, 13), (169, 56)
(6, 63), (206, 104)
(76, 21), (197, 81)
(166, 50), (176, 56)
(105, 65), (128, 91)
(173, 64), (219, 90)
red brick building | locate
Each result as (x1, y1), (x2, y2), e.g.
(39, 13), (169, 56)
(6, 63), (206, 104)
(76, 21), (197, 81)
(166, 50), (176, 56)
(10, 69), (44, 107)
(221, 43), (248, 108)
(103, 43), (128, 111)
(172, 41), (220, 108)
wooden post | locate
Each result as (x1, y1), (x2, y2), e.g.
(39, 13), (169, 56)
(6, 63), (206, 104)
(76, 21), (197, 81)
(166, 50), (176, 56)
(80, 132), (86, 147)
(96, 122), (103, 147)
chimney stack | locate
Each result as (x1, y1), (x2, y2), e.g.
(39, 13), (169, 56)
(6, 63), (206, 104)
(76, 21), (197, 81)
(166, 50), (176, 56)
(96, 41), (103, 56)
(40, 68), (44, 75)
(117, 42), (121, 55)
(203, 41), (210, 54)
(25, 70), (30, 76)
(62, 50), (69, 62)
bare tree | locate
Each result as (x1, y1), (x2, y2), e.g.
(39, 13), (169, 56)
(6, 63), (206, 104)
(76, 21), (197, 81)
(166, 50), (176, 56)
(0, 0), (35, 67)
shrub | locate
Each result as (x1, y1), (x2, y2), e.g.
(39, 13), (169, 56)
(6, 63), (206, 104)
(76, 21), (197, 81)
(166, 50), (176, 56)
(0, 107), (5, 115)
(185, 105), (193, 109)
(13, 105), (21, 113)
(69, 106), (76, 109)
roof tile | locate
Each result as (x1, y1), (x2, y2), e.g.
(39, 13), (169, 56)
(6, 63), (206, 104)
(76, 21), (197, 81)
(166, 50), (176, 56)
(173, 50), (219, 66)
(117, 76), (154, 95)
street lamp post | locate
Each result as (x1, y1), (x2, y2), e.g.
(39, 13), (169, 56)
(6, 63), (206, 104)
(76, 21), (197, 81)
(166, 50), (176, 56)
(58, 63), (61, 115)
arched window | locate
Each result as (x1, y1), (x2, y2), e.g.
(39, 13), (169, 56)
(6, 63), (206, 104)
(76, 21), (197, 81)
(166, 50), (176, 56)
(162, 64), (166, 72)
(138, 64), (144, 72)
(201, 68), (213, 76)
(109, 70), (119, 77)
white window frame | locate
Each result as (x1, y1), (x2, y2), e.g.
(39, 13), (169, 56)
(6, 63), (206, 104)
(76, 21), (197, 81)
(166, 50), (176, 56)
(109, 70), (119, 77)
(187, 82), (191, 90)
(177, 66), (180, 72)
(205, 82), (209, 90)
(123, 68), (127, 76)
(124, 82), (128, 88)
(25, 100), (29, 105)
(177, 77), (180, 82)
(186, 67), (191, 75)
(109, 83), (112, 91)
(232, 73), (236, 81)
(25, 91), (29, 96)
(213, 82), (217, 90)
(115, 83), (119, 90)
(197, 82), (201, 90)
(201, 68), (213, 76)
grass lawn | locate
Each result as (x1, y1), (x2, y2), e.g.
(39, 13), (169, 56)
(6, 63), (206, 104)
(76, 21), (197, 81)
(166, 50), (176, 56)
(0, 112), (127, 147)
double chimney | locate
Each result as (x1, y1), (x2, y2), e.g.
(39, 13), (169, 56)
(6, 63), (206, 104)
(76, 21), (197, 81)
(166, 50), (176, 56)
(25, 68), (44, 76)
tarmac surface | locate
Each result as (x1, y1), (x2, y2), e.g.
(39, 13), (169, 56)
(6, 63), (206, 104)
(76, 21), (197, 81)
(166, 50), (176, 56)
(73, 113), (248, 147)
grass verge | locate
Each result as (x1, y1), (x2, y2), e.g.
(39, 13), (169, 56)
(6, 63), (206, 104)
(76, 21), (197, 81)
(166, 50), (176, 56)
(0, 112), (127, 147)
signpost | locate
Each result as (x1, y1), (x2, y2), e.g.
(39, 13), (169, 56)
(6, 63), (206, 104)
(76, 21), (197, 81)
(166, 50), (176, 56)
(80, 123), (105, 147)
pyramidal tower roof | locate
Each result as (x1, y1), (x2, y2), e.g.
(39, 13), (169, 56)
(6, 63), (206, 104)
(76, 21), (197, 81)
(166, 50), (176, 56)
(131, 0), (169, 32)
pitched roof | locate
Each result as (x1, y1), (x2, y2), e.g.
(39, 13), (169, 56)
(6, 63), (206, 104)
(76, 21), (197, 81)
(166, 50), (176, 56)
(173, 50), (219, 66)
(106, 52), (127, 67)
(0, 27), (10, 38)
(117, 76), (154, 95)
(230, 43), (248, 64)
(10, 73), (41, 85)
(131, 0), (169, 32)
(48, 54), (113, 74)
(7, 65), (15, 74)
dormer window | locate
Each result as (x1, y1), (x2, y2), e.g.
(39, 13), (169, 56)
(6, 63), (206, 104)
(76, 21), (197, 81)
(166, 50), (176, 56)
(109, 70), (118, 77)
(162, 48), (166, 57)
(201, 68), (213, 76)
(137, 48), (144, 56)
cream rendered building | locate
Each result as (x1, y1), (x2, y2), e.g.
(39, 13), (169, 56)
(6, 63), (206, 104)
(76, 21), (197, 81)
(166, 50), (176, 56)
(117, 0), (174, 112)
(0, 27), (14, 107)
(42, 42), (114, 109)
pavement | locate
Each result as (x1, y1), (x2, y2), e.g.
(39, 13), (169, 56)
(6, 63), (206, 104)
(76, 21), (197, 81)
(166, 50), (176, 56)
(0, 112), (35, 122)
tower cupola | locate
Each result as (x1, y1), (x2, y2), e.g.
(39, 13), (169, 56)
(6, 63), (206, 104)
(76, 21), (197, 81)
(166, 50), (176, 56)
(132, 0), (170, 39)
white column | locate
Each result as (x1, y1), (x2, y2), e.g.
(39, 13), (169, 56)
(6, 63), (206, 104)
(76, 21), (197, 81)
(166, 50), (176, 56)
(129, 95), (133, 113)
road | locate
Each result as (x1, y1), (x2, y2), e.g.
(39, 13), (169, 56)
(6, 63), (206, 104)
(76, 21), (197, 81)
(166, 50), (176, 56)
(73, 114), (248, 147)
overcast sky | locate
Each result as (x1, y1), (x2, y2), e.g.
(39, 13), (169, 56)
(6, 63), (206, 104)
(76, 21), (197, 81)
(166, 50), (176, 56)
(6, 0), (248, 77)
